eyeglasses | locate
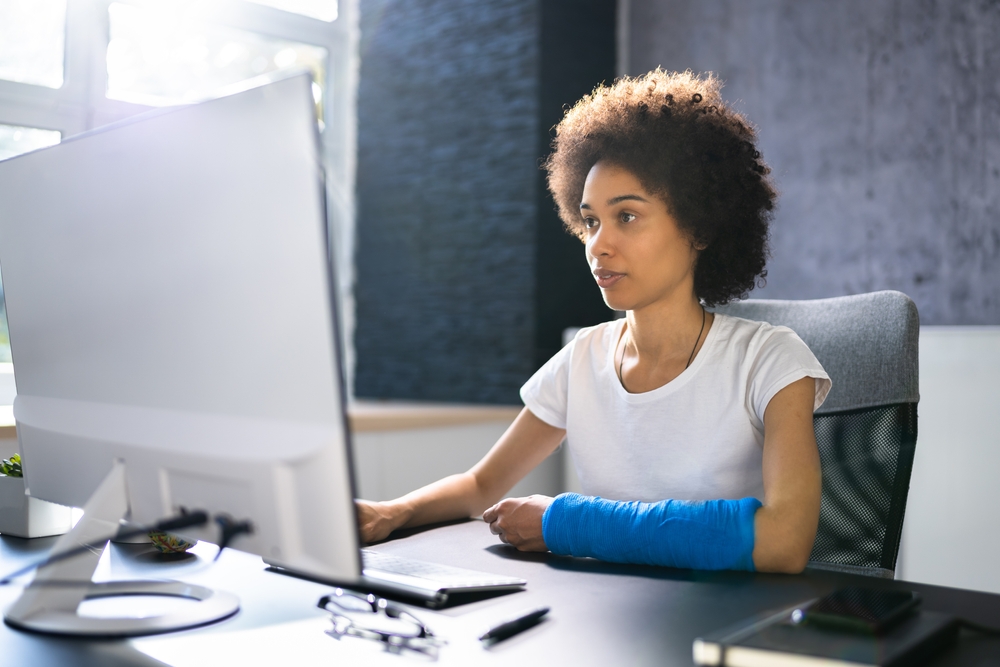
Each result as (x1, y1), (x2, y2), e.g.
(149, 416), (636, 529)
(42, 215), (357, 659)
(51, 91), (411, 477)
(317, 588), (447, 655)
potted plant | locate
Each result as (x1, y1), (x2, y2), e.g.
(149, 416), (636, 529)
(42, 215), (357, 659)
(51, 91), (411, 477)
(0, 454), (73, 538)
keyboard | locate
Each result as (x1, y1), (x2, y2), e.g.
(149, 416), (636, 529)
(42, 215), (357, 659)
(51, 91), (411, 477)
(361, 549), (526, 589)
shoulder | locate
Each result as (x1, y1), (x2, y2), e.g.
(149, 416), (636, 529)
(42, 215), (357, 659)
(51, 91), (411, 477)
(527, 319), (621, 381)
(520, 320), (621, 428)
(565, 319), (624, 359)
(570, 319), (622, 344)
(712, 313), (831, 414)
(713, 313), (809, 358)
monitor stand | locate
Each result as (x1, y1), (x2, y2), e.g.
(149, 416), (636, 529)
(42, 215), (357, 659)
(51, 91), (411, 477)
(4, 461), (240, 636)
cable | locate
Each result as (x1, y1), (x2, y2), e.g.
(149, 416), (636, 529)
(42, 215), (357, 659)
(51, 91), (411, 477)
(212, 514), (255, 562)
(0, 509), (210, 585)
(958, 618), (1000, 636)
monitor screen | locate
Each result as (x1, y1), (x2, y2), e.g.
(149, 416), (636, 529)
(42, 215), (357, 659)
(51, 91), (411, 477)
(0, 72), (361, 581)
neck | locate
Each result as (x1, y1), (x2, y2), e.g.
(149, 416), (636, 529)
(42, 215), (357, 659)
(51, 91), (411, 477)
(624, 293), (707, 364)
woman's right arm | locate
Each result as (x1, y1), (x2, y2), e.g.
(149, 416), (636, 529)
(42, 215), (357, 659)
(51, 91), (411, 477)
(356, 407), (566, 543)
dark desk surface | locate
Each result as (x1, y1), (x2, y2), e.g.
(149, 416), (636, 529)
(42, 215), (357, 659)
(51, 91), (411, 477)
(2, 520), (999, 666)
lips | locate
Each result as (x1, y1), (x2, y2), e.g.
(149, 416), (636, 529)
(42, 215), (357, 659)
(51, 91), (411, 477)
(593, 268), (625, 289)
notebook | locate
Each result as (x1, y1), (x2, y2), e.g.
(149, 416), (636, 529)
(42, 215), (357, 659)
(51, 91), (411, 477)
(693, 601), (958, 667)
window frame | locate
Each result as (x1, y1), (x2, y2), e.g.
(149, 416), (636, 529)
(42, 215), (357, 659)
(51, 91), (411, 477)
(0, 0), (359, 392)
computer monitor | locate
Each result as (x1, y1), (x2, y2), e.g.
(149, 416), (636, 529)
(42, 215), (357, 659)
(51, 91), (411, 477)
(0, 72), (361, 633)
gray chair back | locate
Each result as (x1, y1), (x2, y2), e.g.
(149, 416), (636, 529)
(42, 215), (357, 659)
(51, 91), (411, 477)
(714, 291), (919, 578)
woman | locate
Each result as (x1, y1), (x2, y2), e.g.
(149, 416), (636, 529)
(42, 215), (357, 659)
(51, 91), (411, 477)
(357, 70), (830, 574)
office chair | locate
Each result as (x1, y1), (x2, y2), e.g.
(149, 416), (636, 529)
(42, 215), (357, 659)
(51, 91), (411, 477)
(715, 290), (919, 578)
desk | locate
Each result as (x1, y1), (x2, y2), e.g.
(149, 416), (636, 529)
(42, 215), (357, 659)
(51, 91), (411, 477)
(1, 520), (999, 666)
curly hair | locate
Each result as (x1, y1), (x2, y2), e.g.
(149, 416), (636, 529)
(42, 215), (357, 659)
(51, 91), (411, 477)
(543, 70), (776, 307)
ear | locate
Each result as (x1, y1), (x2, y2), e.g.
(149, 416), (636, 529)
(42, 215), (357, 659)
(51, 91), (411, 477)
(692, 240), (708, 252)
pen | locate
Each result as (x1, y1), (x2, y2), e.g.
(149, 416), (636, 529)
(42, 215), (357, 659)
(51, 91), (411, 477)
(479, 606), (550, 644)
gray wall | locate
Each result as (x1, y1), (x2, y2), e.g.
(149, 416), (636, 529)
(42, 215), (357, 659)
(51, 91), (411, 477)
(355, 0), (540, 403)
(354, 0), (615, 404)
(627, 0), (1000, 324)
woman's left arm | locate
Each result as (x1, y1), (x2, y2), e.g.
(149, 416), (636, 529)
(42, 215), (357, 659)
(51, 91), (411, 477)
(485, 376), (822, 574)
(751, 376), (822, 573)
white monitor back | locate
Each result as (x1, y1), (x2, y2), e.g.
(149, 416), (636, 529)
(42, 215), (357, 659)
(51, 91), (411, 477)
(0, 73), (360, 580)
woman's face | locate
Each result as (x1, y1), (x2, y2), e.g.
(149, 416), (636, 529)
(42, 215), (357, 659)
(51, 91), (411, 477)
(581, 161), (701, 312)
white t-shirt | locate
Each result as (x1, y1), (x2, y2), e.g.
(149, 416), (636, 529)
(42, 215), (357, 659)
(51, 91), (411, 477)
(520, 314), (831, 503)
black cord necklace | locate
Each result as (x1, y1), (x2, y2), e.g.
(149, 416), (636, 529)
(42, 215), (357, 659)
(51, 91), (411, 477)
(617, 306), (707, 391)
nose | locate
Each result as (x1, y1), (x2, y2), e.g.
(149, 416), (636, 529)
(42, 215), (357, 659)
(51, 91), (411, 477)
(586, 223), (613, 260)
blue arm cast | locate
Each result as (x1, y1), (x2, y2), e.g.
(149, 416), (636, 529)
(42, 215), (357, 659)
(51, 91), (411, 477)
(541, 493), (762, 571)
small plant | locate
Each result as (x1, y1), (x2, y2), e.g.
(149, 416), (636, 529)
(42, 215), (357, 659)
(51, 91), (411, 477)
(0, 453), (22, 478)
(148, 529), (195, 554)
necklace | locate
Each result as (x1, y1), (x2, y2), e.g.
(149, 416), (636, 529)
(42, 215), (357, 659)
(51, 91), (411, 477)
(617, 306), (707, 390)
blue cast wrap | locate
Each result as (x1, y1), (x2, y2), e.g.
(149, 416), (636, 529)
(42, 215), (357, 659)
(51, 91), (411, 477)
(541, 493), (762, 571)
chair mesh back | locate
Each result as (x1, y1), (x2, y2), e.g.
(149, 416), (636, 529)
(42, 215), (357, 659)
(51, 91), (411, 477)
(810, 403), (917, 576)
(714, 291), (920, 577)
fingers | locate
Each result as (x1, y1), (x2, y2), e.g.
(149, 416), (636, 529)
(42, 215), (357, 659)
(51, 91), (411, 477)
(488, 517), (510, 543)
(486, 507), (507, 544)
(484, 497), (521, 521)
(484, 496), (551, 551)
(485, 498), (532, 547)
(490, 523), (509, 544)
(482, 504), (498, 523)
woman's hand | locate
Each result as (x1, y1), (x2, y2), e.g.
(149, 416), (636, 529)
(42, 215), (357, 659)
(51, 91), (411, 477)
(352, 410), (565, 546)
(356, 499), (407, 544)
(482, 495), (554, 552)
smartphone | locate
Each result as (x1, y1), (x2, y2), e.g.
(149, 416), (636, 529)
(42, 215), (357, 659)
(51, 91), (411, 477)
(793, 587), (921, 635)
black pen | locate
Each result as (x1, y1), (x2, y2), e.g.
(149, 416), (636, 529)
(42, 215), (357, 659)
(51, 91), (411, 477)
(479, 606), (550, 644)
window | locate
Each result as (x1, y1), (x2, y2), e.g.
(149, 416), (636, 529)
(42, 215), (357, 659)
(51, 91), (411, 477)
(0, 0), (67, 88)
(106, 3), (328, 111)
(245, 0), (338, 22)
(0, 0), (358, 389)
(0, 123), (61, 161)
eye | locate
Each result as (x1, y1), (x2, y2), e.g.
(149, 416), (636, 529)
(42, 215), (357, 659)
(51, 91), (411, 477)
(620, 212), (636, 224)
(583, 217), (599, 229)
